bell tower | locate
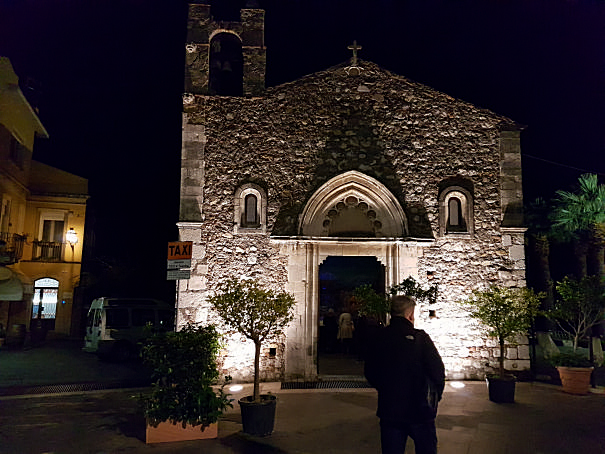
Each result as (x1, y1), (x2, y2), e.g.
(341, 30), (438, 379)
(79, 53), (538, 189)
(184, 2), (266, 97)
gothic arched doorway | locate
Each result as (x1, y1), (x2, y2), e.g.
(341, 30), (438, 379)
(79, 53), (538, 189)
(279, 171), (426, 380)
(318, 256), (385, 376)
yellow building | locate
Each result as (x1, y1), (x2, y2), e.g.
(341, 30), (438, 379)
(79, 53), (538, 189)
(0, 57), (88, 341)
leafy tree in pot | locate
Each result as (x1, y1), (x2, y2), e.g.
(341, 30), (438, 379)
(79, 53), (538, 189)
(209, 278), (296, 402)
(354, 276), (437, 325)
(139, 324), (232, 430)
(544, 275), (605, 366)
(461, 286), (542, 378)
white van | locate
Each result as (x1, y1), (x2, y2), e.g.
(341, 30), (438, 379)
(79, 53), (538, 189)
(83, 297), (174, 361)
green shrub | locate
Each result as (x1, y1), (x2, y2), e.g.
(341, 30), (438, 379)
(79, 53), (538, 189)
(548, 351), (593, 368)
(139, 324), (232, 429)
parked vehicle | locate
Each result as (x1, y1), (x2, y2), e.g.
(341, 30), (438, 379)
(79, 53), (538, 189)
(83, 297), (174, 361)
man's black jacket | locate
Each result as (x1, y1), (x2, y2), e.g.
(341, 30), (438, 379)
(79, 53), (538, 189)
(364, 316), (445, 423)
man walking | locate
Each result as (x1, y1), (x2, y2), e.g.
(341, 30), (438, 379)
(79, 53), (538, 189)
(364, 295), (445, 454)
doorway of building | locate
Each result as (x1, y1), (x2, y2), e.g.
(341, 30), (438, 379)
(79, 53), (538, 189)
(31, 277), (59, 331)
(318, 256), (385, 376)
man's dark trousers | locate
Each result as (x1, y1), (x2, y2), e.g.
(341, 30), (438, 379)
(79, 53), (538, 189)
(379, 419), (438, 454)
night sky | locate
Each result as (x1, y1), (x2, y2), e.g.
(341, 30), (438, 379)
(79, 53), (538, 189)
(1, 0), (604, 299)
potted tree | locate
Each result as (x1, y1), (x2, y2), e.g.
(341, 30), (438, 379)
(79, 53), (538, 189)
(461, 286), (542, 403)
(139, 323), (232, 444)
(209, 278), (296, 436)
(354, 277), (439, 361)
(544, 275), (605, 394)
(354, 276), (438, 325)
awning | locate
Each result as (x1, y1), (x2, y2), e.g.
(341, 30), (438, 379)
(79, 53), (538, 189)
(0, 266), (24, 301)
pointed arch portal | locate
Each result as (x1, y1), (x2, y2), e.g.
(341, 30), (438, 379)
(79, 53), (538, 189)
(273, 171), (432, 380)
(299, 171), (408, 238)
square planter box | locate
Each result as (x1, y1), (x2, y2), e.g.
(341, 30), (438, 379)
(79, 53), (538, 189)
(146, 421), (218, 444)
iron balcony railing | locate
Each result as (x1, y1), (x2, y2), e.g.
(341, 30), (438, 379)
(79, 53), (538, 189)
(0, 232), (26, 265)
(31, 240), (65, 262)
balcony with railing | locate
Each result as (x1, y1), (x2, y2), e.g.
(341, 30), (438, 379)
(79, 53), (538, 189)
(0, 232), (26, 265)
(31, 240), (65, 262)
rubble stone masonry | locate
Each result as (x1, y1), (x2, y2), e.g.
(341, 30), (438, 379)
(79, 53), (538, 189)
(177, 4), (527, 382)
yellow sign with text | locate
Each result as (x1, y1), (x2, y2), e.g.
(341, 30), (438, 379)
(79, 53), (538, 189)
(167, 241), (193, 260)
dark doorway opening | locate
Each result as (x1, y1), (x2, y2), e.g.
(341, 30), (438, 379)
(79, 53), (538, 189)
(318, 256), (385, 376)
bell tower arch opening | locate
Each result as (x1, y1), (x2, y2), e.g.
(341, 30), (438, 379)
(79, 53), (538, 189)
(209, 32), (243, 96)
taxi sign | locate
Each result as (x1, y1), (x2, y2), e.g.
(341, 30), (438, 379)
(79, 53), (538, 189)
(167, 241), (193, 260)
(167, 241), (192, 279)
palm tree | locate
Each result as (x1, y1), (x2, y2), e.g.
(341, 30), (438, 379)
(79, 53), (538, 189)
(550, 174), (605, 279)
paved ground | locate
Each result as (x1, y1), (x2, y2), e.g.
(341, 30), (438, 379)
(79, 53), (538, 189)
(0, 338), (150, 390)
(1, 340), (604, 454)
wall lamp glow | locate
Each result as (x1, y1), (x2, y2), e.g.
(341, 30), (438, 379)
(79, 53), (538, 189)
(450, 381), (465, 389)
(229, 385), (244, 392)
(65, 228), (78, 246)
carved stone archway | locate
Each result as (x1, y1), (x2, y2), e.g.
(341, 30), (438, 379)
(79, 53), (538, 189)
(274, 171), (430, 380)
(299, 171), (408, 238)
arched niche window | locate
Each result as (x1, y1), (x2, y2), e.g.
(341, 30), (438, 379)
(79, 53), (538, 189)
(234, 183), (266, 234)
(447, 197), (464, 231)
(244, 194), (258, 227)
(209, 32), (243, 97)
(439, 186), (473, 237)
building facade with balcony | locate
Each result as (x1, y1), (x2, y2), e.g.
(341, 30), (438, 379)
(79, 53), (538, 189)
(0, 57), (88, 339)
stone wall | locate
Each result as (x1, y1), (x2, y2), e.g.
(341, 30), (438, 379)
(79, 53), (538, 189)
(178, 59), (527, 381)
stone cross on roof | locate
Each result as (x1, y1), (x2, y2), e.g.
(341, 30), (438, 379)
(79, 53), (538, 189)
(347, 40), (362, 66)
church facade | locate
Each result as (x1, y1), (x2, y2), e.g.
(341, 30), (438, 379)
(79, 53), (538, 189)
(177, 3), (528, 382)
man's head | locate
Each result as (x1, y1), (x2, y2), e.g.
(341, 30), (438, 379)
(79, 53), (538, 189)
(391, 295), (416, 323)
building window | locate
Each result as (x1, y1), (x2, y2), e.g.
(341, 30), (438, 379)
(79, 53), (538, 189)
(42, 219), (65, 243)
(234, 183), (266, 234)
(0, 197), (11, 233)
(9, 137), (26, 169)
(447, 197), (466, 231)
(439, 186), (473, 237)
(244, 194), (259, 227)
(33, 210), (66, 260)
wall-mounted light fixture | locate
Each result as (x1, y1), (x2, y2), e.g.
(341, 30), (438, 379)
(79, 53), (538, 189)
(65, 227), (78, 246)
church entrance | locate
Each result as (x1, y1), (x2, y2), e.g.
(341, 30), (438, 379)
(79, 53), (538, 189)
(317, 256), (385, 376)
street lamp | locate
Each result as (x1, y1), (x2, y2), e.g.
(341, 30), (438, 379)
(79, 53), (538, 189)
(65, 228), (78, 262)
(65, 228), (78, 247)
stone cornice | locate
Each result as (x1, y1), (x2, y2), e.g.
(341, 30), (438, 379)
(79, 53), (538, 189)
(270, 236), (434, 247)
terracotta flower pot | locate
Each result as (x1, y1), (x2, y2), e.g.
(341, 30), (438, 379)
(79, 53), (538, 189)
(146, 420), (218, 444)
(557, 366), (594, 395)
